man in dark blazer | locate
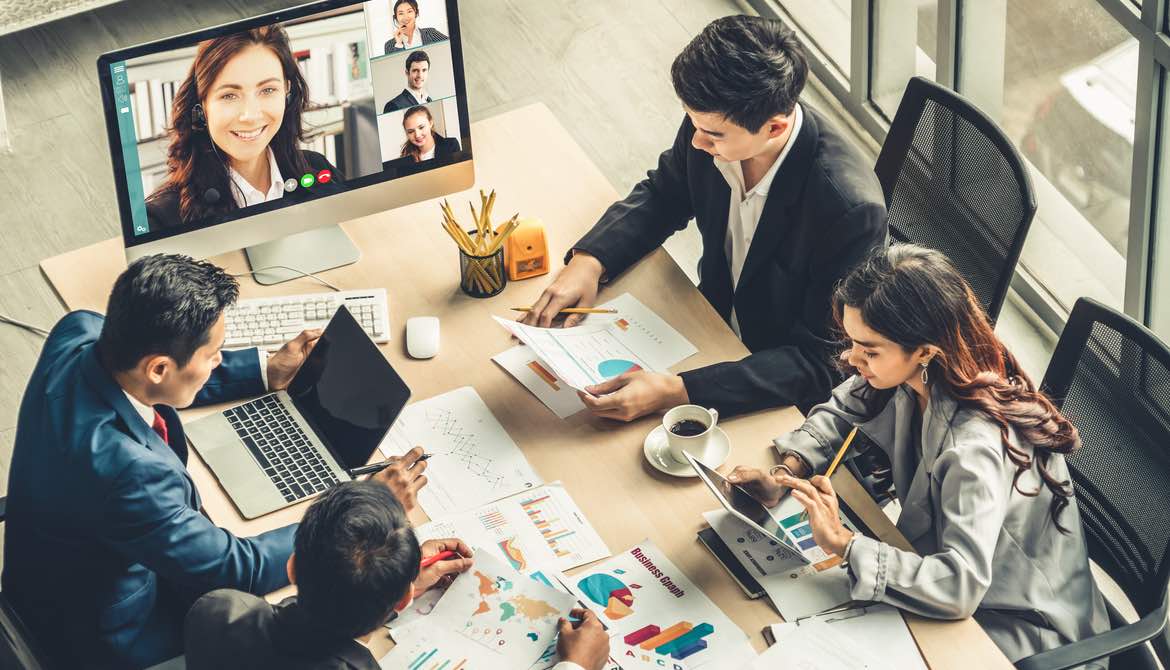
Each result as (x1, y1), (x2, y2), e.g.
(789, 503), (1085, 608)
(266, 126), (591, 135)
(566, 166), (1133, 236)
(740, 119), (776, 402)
(1, 255), (425, 669)
(383, 50), (432, 114)
(185, 481), (610, 670)
(521, 15), (887, 420)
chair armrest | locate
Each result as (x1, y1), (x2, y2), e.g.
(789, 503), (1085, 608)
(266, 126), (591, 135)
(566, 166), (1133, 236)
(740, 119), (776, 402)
(1014, 609), (1166, 670)
(0, 495), (6, 522)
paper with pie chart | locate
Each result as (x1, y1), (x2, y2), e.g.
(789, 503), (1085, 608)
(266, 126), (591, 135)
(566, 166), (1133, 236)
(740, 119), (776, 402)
(492, 293), (697, 396)
(567, 540), (755, 670)
(417, 550), (577, 668)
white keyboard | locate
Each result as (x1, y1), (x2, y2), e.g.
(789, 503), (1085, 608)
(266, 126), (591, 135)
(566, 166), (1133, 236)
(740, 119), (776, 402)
(224, 289), (390, 351)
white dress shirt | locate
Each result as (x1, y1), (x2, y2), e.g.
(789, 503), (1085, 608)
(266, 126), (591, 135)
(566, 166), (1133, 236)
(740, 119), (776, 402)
(420, 145), (436, 161)
(228, 148), (285, 209)
(551, 663), (584, 670)
(713, 103), (803, 336)
(407, 87), (430, 105)
(396, 26), (424, 50)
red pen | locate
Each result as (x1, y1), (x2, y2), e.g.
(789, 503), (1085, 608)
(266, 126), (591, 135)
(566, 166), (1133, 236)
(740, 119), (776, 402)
(419, 549), (458, 568)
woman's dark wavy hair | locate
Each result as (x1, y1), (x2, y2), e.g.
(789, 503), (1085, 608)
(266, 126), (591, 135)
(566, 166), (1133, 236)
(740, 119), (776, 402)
(147, 25), (311, 225)
(835, 244), (1081, 532)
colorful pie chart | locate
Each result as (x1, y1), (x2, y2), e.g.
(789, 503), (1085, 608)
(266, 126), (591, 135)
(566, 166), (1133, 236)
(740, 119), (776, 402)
(598, 358), (642, 378)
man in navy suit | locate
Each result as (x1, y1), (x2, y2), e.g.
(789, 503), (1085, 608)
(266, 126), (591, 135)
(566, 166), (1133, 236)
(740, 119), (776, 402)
(2, 255), (428, 669)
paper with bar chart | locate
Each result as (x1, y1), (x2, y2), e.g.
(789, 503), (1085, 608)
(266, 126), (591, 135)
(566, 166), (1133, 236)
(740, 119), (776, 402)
(702, 509), (852, 620)
(379, 625), (507, 670)
(415, 482), (609, 574)
(378, 386), (542, 517)
(492, 293), (697, 397)
(567, 541), (755, 670)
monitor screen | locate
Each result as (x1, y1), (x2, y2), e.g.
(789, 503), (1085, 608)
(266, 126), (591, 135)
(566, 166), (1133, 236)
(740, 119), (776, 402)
(98, 0), (470, 245)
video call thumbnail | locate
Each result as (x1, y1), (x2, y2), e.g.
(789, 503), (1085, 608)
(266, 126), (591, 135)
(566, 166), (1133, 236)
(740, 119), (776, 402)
(109, 0), (460, 237)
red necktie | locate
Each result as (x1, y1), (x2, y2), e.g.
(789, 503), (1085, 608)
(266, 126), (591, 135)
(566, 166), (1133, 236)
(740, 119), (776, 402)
(151, 409), (169, 445)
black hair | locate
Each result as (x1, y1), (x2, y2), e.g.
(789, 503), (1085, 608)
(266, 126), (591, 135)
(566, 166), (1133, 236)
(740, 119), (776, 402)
(294, 480), (421, 638)
(670, 15), (808, 131)
(394, 0), (419, 18)
(97, 254), (238, 372)
(405, 49), (429, 71)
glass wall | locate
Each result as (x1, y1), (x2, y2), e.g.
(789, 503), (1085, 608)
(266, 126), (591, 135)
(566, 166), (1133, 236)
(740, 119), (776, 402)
(754, 0), (1169, 341)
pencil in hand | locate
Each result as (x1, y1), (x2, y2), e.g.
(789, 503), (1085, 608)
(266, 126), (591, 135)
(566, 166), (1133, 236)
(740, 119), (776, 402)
(510, 307), (618, 315)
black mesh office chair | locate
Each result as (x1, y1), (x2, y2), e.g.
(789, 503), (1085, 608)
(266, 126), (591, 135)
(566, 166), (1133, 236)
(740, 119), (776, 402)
(1015, 298), (1170, 670)
(874, 76), (1037, 323)
(0, 497), (54, 670)
(852, 76), (1041, 504)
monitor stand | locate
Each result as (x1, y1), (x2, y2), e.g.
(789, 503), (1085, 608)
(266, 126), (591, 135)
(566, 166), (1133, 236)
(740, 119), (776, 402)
(245, 225), (360, 285)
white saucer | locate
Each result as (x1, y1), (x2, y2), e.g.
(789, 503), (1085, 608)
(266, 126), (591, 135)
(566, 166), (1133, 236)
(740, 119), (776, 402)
(643, 424), (731, 477)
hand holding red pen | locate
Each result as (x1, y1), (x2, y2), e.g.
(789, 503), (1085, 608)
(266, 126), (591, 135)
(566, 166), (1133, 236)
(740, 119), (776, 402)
(413, 539), (474, 594)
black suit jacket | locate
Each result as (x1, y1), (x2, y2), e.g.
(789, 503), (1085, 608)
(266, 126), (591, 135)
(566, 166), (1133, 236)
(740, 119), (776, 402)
(145, 150), (345, 231)
(184, 590), (378, 670)
(383, 89), (431, 113)
(573, 106), (887, 415)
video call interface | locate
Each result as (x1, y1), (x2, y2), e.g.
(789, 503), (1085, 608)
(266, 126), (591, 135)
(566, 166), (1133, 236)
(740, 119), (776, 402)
(107, 0), (463, 237)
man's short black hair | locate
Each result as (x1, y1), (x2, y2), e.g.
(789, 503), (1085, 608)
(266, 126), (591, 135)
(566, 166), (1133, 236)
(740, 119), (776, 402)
(670, 15), (808, 131)
(295, 481), (421, 639)
(98, 254), (238, 371)
(405, 50), (429, 71)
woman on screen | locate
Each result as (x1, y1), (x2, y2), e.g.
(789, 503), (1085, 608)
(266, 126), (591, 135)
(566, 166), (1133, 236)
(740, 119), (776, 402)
(399, 105), (460, 163)
(384, 0), (447, 54)
(146, 25), (344, 229)
(724, 245), (1109, 665)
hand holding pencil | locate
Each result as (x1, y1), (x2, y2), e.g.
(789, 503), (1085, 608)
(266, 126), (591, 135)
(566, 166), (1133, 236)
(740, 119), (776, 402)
(778, 426), (859, 557)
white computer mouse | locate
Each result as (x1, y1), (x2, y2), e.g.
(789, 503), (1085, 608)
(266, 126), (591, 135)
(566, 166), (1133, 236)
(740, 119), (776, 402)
(406, 316), (440, 359)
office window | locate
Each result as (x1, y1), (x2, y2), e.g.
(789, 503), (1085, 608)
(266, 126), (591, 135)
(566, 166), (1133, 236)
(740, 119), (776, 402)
(780, 0), (851, 77)
(871, 0), (938, 118)
(1001, 0), (1135, 312)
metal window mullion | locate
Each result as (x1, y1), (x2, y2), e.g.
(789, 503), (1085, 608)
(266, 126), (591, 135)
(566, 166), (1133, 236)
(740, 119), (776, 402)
(1124, 41), (1159, 323)
(936, 0), (959, 90)
(851, 0), (872, 109)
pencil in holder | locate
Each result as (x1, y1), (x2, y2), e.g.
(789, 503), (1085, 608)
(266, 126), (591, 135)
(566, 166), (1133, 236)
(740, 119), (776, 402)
(459, 231), (507, 298)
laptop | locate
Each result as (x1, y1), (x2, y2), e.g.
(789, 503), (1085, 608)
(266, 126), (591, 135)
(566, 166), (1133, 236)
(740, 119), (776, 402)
(187, 305), (411, 519)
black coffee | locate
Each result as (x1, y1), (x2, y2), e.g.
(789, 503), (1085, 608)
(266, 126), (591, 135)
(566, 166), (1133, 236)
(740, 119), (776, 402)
(670, 419), (709, 436)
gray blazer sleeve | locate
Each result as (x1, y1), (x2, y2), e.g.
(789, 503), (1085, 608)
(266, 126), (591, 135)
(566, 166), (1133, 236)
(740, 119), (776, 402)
(847, 436), (1012, 619)
(772, 374), (873, 472)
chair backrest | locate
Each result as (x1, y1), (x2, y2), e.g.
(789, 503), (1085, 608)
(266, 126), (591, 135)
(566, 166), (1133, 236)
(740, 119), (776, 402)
(0, 586), (50, 670)
(1040, 298), (1170, 621)
(875, 76), (1037, 322)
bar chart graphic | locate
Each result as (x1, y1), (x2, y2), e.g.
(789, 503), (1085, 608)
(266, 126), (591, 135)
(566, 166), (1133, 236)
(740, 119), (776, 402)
(407, 646), (467, 670)
(623, 620), (715, 661)
(477, 507), (508, 532)
(519, 492), (578, 559)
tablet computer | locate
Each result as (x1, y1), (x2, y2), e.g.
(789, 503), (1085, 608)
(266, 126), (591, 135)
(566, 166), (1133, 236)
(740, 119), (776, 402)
(685, 452), (810, 564)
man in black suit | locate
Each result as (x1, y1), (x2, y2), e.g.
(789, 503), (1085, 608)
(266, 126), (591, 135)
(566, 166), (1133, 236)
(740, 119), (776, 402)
(184, 481), (611, 670)
(521, 16), (887, 420)
(383, 50), (432, 114)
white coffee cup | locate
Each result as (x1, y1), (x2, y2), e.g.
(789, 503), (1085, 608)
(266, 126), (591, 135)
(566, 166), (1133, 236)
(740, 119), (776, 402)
(662, 404), (719, 464)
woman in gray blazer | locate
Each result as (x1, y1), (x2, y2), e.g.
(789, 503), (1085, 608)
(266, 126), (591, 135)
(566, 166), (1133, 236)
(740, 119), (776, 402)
(729, 244), (1109, 665)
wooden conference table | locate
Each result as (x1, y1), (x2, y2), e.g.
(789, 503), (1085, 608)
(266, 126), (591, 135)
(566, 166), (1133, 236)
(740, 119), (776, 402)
(41, 103), (1010, 669)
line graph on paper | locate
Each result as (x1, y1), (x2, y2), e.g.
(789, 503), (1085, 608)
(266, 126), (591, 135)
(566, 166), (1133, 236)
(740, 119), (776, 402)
(378, 386), (543, 517)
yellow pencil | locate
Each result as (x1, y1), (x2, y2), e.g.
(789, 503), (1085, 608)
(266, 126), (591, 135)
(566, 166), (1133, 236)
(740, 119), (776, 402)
(797, 425), (858, 522)
(510, 307), (618, 314)
(825, 426), (859, 478)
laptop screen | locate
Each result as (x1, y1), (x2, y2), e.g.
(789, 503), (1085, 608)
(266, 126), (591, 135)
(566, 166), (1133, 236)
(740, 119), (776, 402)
(287, 305), (410, 469)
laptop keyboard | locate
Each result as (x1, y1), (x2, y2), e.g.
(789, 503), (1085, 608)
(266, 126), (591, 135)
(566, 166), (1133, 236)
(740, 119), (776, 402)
(224, 395), (340, 503)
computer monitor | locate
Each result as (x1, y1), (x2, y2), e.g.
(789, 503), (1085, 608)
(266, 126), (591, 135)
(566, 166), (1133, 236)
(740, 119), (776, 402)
(97, 0), (473, 283)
